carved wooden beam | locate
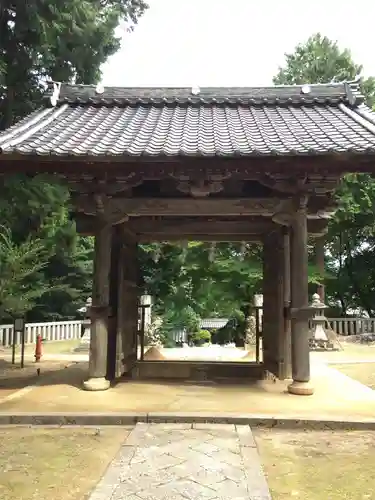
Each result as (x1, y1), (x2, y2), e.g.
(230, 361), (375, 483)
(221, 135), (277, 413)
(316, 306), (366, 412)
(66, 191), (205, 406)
(73, 193), (130, 224)
(128, 219), (273, 235)
(257, 173), (340, 195)
(272, 194), (337, 226)
(138, 234), (262, 242)
(257, 174), (307, 193)
(75, 213), (328, 237)
(1, 155), (373, 177)
(170, 173), (232, 198)
(73, 196), (282, 218)
(65, 173), (143, 198)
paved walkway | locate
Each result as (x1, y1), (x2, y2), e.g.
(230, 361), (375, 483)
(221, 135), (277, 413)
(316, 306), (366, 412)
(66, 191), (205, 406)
(89, 423), (271, 500)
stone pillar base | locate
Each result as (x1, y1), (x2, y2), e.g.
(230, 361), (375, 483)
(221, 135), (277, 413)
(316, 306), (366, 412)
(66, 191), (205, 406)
(83, 377), (110, 391)
(287, 380), (314, 396)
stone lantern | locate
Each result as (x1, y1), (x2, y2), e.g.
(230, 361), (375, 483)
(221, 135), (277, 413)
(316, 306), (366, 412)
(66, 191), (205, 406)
(309, 293), (337, 350)
(75, 297), (92, 352)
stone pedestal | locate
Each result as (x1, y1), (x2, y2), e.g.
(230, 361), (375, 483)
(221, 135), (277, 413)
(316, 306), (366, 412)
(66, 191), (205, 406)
(83, 377), (110, 391)
(74, 317), (91, 352)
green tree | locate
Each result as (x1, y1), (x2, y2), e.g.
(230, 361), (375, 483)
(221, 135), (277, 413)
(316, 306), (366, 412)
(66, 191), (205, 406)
(0, 0), (148, 128)
(0, 1), (147, 320)
(0, 226), (52, 318)
(0, 174), (93, 320)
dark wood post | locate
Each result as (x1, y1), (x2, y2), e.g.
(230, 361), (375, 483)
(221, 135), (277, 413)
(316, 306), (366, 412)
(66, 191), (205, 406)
(263, 228), (285, 378)
(118, 239), (139, 373)
(107, 225), (121, 381)
(83, 219), (112, 391)
(115, 243), (125, 378)
(316, 236), (325, 302)
(282, 227), (292, 379)
(288, 197), (314, 395)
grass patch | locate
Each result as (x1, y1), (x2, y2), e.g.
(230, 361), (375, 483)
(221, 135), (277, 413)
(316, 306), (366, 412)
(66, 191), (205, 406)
(254, 428), (375, 500)
(334, 362), (375, 390)
(0, 427), (131, 500)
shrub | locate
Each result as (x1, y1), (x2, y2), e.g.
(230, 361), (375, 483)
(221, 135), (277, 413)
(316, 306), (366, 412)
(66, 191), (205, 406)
(191, 329), (211, 345)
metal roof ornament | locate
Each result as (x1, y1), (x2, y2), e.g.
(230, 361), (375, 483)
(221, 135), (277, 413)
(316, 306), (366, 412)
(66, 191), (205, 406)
(49, 82), (62, 107)
(301, 84), (311, 95)
(344, 81), (356, 106)
(191, 85), (200, 95)
(95, 83), (105, 95)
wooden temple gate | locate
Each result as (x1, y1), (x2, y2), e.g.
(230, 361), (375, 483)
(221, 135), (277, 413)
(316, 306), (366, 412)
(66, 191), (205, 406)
(1, 81), (375, 395)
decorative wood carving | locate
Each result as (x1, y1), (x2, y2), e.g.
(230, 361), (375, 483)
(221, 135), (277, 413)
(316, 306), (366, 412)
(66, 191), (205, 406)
(272, 194), (337, 226)
(171, 173), (232, 198)
(74, 193), (130, 224)
(257, 173), (340, 195)
(66, 173), (143, 196)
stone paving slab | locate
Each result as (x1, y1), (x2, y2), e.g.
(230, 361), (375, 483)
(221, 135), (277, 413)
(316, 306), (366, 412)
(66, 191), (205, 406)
(88, 423), (272, 500)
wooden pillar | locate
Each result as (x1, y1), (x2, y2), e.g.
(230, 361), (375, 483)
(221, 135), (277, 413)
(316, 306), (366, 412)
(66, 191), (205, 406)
(262, 228), (285, 378)
(315, 236), (325, 302)
(118, 239), (139, 374)
(282, 227), (292, 379)
(83, 219), (112, 391)
(288, 198), (314, 395)
(115, 245), (125, 378)
(107, 226), (121, 381)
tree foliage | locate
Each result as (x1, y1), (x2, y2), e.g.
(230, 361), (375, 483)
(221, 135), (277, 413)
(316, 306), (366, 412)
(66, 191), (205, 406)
(0, 0), (146, 320)
(275, 33), (375, 316)
(0, 0), (148, 128)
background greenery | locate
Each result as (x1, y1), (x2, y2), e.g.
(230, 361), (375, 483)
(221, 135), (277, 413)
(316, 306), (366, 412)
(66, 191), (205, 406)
(1, 11), (374, 341)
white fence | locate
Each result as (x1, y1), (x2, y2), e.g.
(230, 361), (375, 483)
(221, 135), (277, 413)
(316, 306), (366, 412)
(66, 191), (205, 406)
(327, 318), (375, 336)
(0, 320), (83, 347)
(2, 316), (375, 347)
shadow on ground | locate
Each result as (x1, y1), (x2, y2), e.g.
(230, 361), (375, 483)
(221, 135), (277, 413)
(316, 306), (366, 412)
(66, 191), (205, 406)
(0, 359), (87, 391)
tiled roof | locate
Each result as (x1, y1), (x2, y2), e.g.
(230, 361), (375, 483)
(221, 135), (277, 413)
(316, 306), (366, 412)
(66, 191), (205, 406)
(200, 319), (229, 329)
(2, 82), (375, 158)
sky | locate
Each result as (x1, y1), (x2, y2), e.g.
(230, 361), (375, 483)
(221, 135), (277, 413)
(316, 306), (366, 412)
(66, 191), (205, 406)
(102, 0), (375, 88)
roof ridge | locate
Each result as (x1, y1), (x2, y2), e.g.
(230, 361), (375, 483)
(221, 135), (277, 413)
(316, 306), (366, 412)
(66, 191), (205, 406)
(46, 80), (360, 91)
(43, 80), (364, 108)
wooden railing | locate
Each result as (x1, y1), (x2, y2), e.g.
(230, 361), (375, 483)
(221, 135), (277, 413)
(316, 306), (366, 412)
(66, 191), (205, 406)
(0, 320), (83, 347)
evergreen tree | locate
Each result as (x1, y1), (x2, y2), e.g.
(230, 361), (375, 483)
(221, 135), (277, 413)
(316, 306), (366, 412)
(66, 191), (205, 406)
(274, 33), (375, 315)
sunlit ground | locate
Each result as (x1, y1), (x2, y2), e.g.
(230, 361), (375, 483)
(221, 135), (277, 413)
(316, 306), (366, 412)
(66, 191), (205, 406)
(154, 345), (256, 362)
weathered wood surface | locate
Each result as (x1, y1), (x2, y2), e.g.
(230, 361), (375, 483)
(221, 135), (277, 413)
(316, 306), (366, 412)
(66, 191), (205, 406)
(74, 196), (282, 218)
(75, 213), (329, 238)
(89, 219), (111, 380)
(0, 155), (372, 176)
(290, 197), (311, 385)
